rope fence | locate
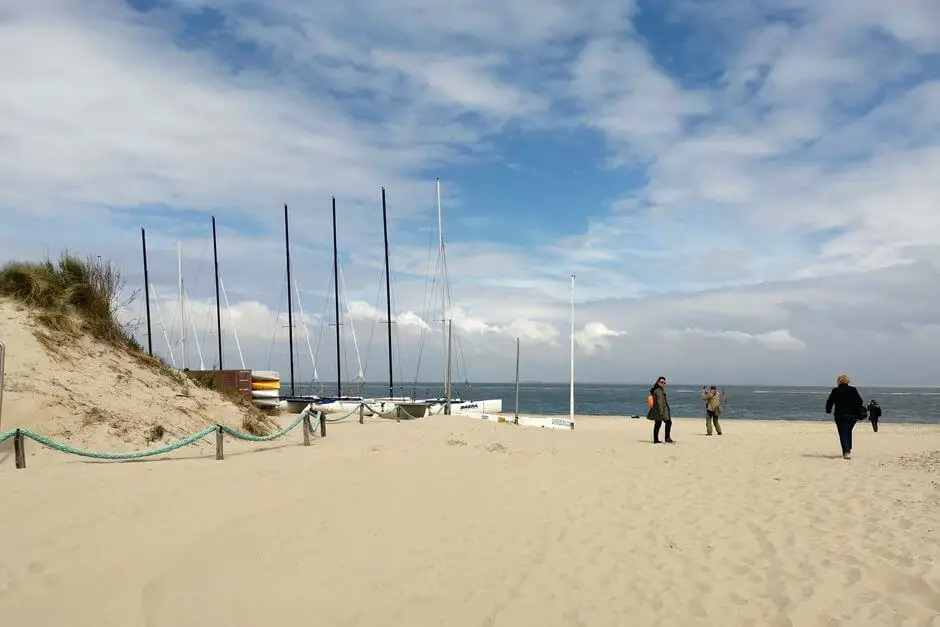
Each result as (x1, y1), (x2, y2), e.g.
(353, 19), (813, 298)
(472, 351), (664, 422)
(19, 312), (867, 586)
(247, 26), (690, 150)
(0, 399), (431, 470)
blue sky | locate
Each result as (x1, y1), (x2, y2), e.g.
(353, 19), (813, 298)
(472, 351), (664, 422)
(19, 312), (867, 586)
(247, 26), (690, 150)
(1, 0), (940, 386)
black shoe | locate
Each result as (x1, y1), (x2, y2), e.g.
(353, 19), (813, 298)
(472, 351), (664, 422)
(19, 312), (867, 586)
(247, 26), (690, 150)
(653, 440), (661, 444)
(665, 439), (676, 443)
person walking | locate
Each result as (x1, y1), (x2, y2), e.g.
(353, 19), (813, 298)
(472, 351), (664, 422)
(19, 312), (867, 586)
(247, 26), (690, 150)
(867, 400), (882, 433)
(647, 376), (674, 443)
(702, 385), (723, 435)
(825, 374), (864, 459)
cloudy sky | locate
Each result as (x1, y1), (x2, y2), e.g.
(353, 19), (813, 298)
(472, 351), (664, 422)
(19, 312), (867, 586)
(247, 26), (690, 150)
(1, 0), (939, 387)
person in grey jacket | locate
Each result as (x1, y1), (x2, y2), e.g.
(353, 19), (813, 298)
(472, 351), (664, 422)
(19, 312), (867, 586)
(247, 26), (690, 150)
(647, 376), (674, 444)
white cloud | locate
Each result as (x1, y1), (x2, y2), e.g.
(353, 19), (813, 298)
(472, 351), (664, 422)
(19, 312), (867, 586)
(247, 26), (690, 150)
(669, 328), (806, 351)
(574, 322), (625, 354)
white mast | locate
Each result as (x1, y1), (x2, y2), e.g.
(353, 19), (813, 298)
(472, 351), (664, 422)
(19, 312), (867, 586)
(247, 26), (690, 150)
(436, 178), (448, 394)
(178, 241), (185, 370)
(569, 273), (575, 422)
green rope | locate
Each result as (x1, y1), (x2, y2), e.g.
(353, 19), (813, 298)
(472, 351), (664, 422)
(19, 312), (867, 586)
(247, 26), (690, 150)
(11, 426), (217, 460)
(0, 410), (322, 460)
(219, 412), (308, 442)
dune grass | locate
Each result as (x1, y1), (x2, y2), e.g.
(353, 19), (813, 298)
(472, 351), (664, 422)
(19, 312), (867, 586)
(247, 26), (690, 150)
(0, 253), (275, 436)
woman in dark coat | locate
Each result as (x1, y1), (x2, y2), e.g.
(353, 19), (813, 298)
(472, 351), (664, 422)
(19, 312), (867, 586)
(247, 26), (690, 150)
(647, 376), (674, 444)
(825, 374), (864, 459)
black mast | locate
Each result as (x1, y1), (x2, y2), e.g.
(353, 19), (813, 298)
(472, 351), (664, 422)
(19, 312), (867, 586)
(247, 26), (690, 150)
(211, 216), (223, 370)
(382, 187), (394, 399)
(332, 196), (341, 397)
(284, 203), (295, 397)
(140, 227), (153, 356)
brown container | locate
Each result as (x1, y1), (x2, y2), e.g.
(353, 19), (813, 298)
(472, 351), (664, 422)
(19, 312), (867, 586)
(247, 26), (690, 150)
(186, 369), (252, 396)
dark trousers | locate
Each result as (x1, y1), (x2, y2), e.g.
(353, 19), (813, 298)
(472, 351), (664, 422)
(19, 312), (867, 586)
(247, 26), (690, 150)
(870, 416), (879, 432)
(835, 417), (857, 454)
(654, 419), (672, 443)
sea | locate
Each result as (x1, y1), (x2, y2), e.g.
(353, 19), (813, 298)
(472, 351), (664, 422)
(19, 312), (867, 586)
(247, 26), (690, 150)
(283, 382), (940, 423)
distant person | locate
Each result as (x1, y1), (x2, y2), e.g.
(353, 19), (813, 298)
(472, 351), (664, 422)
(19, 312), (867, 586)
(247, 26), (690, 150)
(867, 400), (882, 432)
(647, 376), (674, 443)
(702, 385), (723, 435)
(825, 374), (864, 459)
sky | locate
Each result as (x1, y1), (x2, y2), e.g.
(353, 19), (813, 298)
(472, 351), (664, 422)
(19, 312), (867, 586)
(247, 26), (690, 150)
(1, 0), (939, 388)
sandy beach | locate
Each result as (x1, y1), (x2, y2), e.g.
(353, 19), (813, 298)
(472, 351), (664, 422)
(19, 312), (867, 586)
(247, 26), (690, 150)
(1, 414), (938, 626)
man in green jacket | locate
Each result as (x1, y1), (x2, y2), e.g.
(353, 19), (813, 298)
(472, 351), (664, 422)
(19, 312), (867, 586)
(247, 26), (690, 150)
(647, 376), (674, 443)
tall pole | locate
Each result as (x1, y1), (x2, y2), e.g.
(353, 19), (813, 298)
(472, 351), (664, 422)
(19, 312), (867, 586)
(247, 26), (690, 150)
(211, 216), (223, 370)
(445, 319), (452, 414)
(332, 196), (342, 397)
(436, 178), (447, 393)
(178, 241), (185, 370)
(140, 228), (153, 356)
(514, 337), (520, 424)
(382, 187), (394, 399)
(569, 273), (575, 422)
(284, 204), (295, 397)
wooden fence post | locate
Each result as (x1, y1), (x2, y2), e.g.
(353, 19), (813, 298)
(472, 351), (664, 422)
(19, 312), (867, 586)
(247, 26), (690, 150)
(302, 412), (311, 446)
(359, 403), (364, 424)
(320, 411), (326, 437)
(215, 425), (223, 460)
(14, 429), (25, 470)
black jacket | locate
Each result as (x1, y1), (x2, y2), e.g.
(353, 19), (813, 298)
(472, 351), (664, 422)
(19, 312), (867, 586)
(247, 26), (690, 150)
(825, 384), (863, 419)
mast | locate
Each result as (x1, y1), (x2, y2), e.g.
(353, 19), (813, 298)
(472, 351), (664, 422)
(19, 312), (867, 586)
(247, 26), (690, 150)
(382, 187), (394, 399)
(569, 273), (575, 422)
(178, 240), (185, 370)
(436, 178), (448, 394)
(211, 216), (223, 370)
(332, 196), (342, 397)
(284, 204), (295, 397)
(140, 228), (153, 356)
(514, 337), (520, 424)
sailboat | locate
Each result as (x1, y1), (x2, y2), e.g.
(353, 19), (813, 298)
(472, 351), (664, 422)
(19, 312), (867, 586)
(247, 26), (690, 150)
(419, 178), (503, 415)
(358, 187), (429, 419)
(472, 274), (576, 431)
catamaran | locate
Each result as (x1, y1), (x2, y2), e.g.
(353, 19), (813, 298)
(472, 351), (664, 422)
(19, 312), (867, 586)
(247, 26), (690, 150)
(418, 178), (503, 415)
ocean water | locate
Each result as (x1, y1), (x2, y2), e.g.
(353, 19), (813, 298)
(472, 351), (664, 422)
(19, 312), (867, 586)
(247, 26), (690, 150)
(284, 382), (940, 423)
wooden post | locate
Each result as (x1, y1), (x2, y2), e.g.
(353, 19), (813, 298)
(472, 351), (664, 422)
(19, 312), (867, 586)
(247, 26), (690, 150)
(359, 403), (364, 424)
(215, 425), (223, 460)
(396, 405), (401, 423)
(14, 429), (25, 469)
(302, 412), (311, 446)
(320, 411), (326, 437)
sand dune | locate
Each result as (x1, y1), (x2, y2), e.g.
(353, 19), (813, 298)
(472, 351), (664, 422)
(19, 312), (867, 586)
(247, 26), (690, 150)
(1, 414), (938, 626)
(0, 298), (259, 451)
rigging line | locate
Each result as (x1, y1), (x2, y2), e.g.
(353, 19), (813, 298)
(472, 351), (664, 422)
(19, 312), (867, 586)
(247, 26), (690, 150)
(361, 264), (385, 377)
(290, 263), (319, 383)
(386, 254), (406, 397)
(313, 269), (332, 376)
(218, 274), (245, 369)
(338, 260), (364, 382)
(181, 284), (206, 370)
(150, 283), (177, 367)
(265, 274), (287, 370)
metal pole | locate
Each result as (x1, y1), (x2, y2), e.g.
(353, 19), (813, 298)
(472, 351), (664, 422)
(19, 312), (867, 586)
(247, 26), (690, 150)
(140, 228), (153, 356)
(445, 319), (452, 414)
(382, 187), (394, 399)
(284, 204), (295, 397)
(332, 196), (342, 397)
(514, 337), (520, 423)
(211, 217), (223, 370)
(569, 273), (575, 422)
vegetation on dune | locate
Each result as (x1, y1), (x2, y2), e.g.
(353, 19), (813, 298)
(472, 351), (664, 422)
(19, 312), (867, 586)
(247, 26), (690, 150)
(0, 253), (275, 436)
